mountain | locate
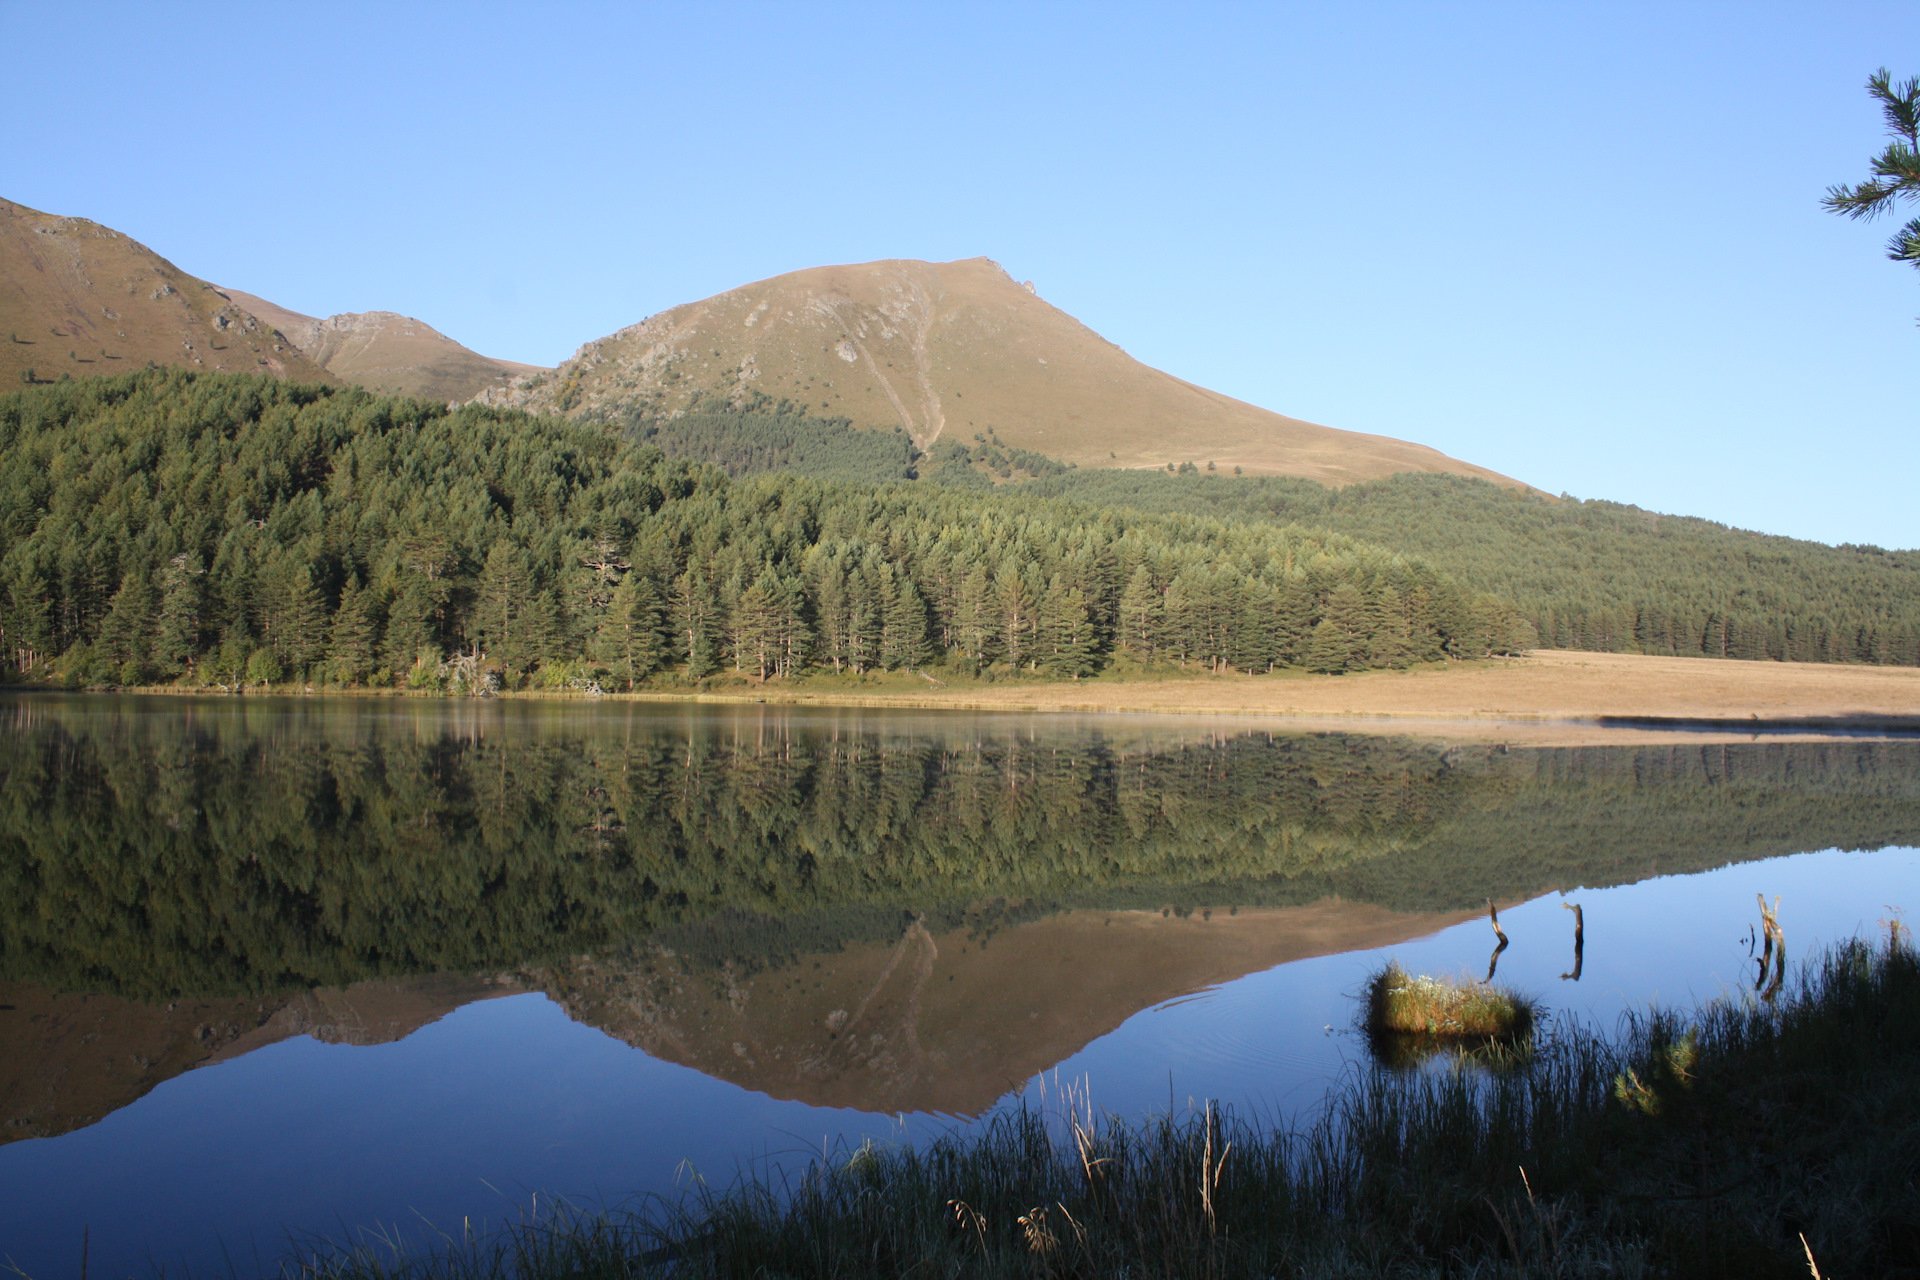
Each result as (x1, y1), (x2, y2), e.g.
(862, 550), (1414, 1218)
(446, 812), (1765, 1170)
(0, 974), (518, 1144)
(4, 197), (1515, 487)
(542, 902), (1481, 1117)
(223, 289), (544, 402)
(0, 196), (540, 402)
(503, 256), (1520, 488)
(0, 196), (332, 387)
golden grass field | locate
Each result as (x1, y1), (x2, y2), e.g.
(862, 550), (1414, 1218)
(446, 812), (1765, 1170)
(623, 649), (1920, 745)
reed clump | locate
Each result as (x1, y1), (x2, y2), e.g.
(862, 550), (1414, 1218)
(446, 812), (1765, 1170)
(299, 929), (1919, 1280)
(1364, 962), (1536, 1040)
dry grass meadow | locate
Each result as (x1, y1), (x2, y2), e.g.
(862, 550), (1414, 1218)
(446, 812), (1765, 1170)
(622, 649), (1920, 745)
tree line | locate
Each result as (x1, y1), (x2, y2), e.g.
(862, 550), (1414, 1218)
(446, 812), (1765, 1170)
(1013, 468), (1920, 667)
(609, 392), (1920, 670)
(0, 370), (1531, 691)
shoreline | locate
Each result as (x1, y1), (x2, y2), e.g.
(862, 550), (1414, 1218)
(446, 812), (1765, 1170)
(10, 649), (1920, 746)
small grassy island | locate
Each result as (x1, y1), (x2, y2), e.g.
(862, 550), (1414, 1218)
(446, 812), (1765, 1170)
(294, 930), (1916, 1279)
(1363, 963), (1537, 1071)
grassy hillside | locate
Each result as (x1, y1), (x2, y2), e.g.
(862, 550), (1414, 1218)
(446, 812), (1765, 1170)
(225, 288), (544, 402)
(0, 196), (332, 388)
(503, 256), (1522, 488)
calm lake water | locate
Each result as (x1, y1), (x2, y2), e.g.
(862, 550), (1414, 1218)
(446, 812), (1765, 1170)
(1, 693), (1917, 1277)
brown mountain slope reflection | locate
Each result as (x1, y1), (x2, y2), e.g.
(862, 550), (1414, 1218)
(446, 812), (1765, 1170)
(543, 901), (1479, 1117)
(0, 974), (520, 1144)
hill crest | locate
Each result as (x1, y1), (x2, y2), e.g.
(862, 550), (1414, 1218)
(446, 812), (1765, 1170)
(223, 289), (544, 402)
(500, 256), (1520, 489)
(0, 197), (331, 387)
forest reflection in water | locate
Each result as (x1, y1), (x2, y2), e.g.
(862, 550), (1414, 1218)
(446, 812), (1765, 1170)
(7, 694), (1919, 995)
(2, 693), (1918, 1276)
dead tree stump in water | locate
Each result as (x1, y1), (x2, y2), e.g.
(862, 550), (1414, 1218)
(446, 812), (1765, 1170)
(1561, 901), (1585, 981)
(1756, 894), (1786, 1001)
(1485, 899), (1510, 981)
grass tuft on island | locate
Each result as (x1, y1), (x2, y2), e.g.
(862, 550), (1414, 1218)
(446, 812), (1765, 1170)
(299, 928), (1918, 1279)
(1365, 962), (1536, 1039)
(1361, 963), (1537, 1072)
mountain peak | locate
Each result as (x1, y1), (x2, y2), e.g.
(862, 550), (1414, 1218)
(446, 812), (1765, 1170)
(221, 289), (543, 402)
(503, 254), (1519, 488)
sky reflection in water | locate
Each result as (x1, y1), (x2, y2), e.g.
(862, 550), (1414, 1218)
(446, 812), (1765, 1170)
(0, 695), (1915, 1277)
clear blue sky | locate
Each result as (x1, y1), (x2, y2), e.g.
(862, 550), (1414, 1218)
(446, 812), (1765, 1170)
(6, 2), (1916, 547)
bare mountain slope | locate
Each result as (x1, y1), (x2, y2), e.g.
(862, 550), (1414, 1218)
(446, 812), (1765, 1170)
(224, 289), (544, 402)
(0, 974), (517, 1144)
(508, 257), (1518, 488)
(0, 196), (331, 387)
(541, 901), (1480, 1117)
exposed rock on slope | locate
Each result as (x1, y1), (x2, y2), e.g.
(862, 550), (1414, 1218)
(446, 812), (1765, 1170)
(224, 289), (544, 402)
(504, 256), (1519, 488)
(0, 196), (332, 387)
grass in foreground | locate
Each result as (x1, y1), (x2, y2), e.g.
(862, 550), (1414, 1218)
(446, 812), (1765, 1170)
(293, 930), (1919, 1279)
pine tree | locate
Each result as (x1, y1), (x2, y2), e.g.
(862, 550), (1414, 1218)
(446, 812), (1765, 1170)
(382, 574), (450, 682)
(770, 570), (811, 677)
(1038, 574), (1096, 677)
(592, 572), (666, 689)
(1270, 572), (1316, 667)
(474, 540), (536, 677)
(997, 558), (1038, 668)
(327, 578), (380, 686)
(673, 569), (721, 677)
(1160, 569), (1208, 666)
(263, 559), (327, 676)
(152, 553), (206, 679)
(953, 564), (995, 665)
(1824, 68), (1920, 288)
(1227, 581), (1276, 674)
(1118, 565), (1161, 659)
(97, 572), (157, 682)
(808, 548), (854, 672)
(1365, 585), (1414, 669)
(732, 571), (780, 680)
(880, 575), (930, 670)
(848, 555), (885, 673)
(1307, 583), (1370, 674)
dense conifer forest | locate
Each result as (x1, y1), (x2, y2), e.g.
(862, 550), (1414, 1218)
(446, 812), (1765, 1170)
(1018, 469), (1920, 665)
(5, 370), (1915, 692)
(611, 395), (1920, 667)
(0, 371), (1526, 691)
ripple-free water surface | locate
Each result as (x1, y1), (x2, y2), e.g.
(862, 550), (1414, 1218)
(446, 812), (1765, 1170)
(1, 695), (1915, 1276)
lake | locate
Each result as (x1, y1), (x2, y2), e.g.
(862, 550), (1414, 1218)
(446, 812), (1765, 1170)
(1, 693), (1916, 1277)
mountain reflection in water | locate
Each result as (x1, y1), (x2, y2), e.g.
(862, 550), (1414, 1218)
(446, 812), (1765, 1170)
(3, 693), (1919, 1278)
(4, 693), (1919, 1138)
(541, 901), (1484, 1117)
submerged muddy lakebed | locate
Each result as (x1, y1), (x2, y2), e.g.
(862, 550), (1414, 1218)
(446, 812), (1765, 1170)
(1, 694), (1916, 1276)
